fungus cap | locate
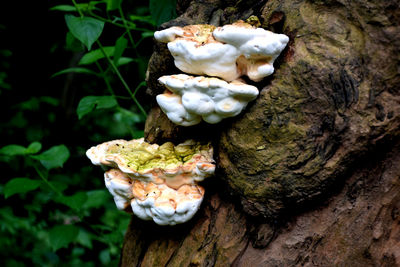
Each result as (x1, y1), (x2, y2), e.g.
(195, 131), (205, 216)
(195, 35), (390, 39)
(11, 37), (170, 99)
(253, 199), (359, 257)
(156, 74), (259, 126)
(154, 21), (289, 82)
(86, 138), (215, 189)
(87, 138), (215, 225)
(105, 169), (205, 225)
(104, 169), (133, 211)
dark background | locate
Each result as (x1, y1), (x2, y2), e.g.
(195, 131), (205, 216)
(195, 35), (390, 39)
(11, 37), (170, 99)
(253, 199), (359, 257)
(0, 0), (169, 265)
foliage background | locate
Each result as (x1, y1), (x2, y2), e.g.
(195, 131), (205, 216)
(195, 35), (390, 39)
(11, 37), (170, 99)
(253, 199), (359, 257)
(0, 0), (176, 265)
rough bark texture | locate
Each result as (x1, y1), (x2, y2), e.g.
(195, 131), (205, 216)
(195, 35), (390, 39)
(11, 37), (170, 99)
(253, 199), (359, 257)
(121, 0), (400, 265)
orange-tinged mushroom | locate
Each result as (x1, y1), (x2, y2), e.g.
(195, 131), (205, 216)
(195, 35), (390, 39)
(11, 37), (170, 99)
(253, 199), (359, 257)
(87, 138), (215, 225)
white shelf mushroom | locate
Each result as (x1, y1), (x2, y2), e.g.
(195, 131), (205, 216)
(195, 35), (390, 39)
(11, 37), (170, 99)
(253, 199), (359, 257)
(156, 74), (259, 126)
(154, 21), (289, 82)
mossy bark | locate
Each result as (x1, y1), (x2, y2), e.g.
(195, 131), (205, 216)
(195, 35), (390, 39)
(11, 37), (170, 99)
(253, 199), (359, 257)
(121, 0), (400, 266)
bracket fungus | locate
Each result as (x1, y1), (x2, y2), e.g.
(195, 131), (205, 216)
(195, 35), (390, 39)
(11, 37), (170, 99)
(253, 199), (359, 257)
(156, 74), (259, 126)
(154, 21), (289, 82)
(86, 138), (215, 225)
(154, 20), (289, 126)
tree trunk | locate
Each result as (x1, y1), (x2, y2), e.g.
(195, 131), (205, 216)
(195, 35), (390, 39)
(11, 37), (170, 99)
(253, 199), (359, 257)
(121, 0), (400, 266)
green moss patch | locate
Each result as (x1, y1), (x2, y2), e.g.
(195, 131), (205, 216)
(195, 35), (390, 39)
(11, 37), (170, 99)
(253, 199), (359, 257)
(106, 141), (210, 171)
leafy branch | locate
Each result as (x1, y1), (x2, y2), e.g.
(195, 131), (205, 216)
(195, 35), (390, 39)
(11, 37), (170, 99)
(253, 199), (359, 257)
(52, 0), (155, 127)
(0, 0), (178, 264)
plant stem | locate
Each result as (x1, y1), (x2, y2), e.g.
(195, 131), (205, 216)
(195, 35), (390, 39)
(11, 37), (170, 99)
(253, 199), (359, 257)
(114, 96), (132, 100)
(118, 6), (139, 57)
(71, 0), (84, 17)
(88, 11), (150, 32)
(133, 81), (146, 97)
(96, 41), (147, 117)
(71, 0), (147, 117)
(95, 61), (118, 100)
(95, 61), (137, 138)
(34, 165), (63, 197)
(89, 12), (129, 29)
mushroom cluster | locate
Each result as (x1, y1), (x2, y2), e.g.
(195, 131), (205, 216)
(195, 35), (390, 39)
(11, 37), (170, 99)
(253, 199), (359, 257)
(87, 138), (215, 225)
(86, 19), (288, 225)
(154, 21), (289, 125)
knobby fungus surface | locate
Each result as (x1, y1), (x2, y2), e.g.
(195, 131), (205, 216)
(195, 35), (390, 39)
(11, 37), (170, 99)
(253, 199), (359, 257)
(154, 20), (289, 126)
(86, 138), (215, 225)
(154, 21), (289, 82)
(156, 74), (259, 126)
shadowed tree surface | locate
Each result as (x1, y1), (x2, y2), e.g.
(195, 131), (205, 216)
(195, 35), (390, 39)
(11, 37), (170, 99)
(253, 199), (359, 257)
(121, 0), (400, 265)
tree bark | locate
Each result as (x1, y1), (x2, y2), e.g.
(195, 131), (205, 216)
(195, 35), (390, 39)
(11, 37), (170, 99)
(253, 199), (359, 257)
(121, 0), (400, 266)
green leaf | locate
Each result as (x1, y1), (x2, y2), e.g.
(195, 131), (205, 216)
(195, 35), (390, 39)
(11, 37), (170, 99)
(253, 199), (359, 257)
(50, 5), (77, 12)
(18, 97), (40, 110)
(26, 142), (42, 154)
(78, 46), (115, 65)
(77, 229), (93, 249)
(141, 31), (155, 39)
(92, 224), (113, 232)
(4, 178), (42, 198)
(0, 141), (42, 156)
(114, 108), (143, 124)
(32, 161), (49, 180)
(40, 180), (68, 193)
(99, 249), (111, 265)
(40, 96), (60, 106)
(31, 145), (70, 170)
(102, 231), (121, 243)
(56, 192), (88, 211)
(77, 1), (103, 13)
(149, 0), (177, 26)
(0, 145), (26, 156)
(77, 96), (117, 119)
(66, 31), (84, 52)
(106, 0), (122, 11)
(51, 67), (98, 78)
(9, 112), (27, 128)
(116, 57), (134, 66)
(83, 190), (110, 209)
(129, 15), (156, 25)
(111, 107), (144, 137)
(0, 207), (31, 234)
(72, 247), (85, 257)
(117, 217), (131, 232)
(65, 15), (105, 50)
(113, 36), (128, 65)
(48, 225), (79, 251)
